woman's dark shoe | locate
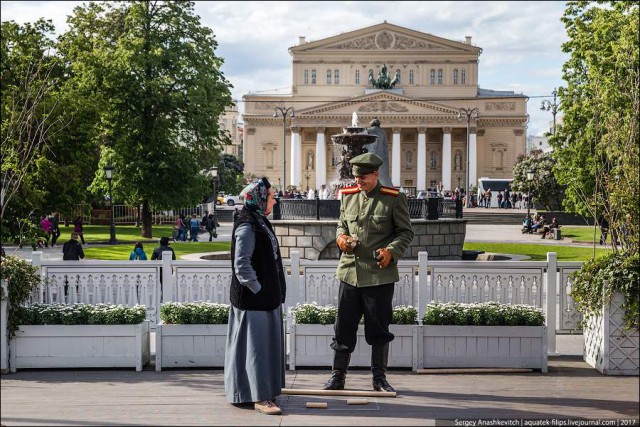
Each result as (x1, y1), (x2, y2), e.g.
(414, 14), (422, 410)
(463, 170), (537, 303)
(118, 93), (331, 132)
(322, 370), (346, 390)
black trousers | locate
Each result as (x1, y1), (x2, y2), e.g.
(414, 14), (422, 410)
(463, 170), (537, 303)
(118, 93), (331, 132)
(331, 281), (395, 353)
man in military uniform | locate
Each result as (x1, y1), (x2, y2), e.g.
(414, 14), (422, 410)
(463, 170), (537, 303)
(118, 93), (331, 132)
(323, 153), (414, 392)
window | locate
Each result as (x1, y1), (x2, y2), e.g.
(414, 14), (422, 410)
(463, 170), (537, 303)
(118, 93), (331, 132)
(334, 69), (339, 84)
(461, 69), (466, 84)
(355, 69), (360, 84)
(453, 69), (459, 84)
(326, 69), (331, 84)
(430, 69), (435, 85)
(311, 69), (316, 84)
(437, 69), (443, 85)
(409, 69), (414, 85)
(304, 69), (309, 84)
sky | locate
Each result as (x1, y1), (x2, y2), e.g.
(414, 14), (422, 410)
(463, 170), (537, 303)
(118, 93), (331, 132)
(1, 1), (569, 137)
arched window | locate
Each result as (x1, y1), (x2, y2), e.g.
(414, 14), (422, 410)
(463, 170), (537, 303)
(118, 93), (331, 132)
(304, 69), (309, 84)
(409, 69), (414, 85)
(461, 69), (467, 84)
(311, 69), (316, 84)
(453, 69), (459, 84)
(437, 69), (443, 85)
(334, 69), (339, 84)
(430, 69), (435, 85)
(326, 69), (331, 84)
(355, 69), (360, 84)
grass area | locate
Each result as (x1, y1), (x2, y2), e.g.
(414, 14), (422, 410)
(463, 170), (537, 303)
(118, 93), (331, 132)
(63, 225), (178, 243)
(83, 241), (231, 260)
(463, 242), (608, 261)
(561, 226), (606, 244)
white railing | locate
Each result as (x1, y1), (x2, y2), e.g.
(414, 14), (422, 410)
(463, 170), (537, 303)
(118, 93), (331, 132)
(24, 250), (583, 355)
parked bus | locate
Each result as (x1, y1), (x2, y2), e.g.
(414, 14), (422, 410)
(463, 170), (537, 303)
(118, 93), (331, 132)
(476, 177), (513, 208)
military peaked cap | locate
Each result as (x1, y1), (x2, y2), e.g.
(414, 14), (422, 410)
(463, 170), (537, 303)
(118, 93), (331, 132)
(350, 153), (383, 176)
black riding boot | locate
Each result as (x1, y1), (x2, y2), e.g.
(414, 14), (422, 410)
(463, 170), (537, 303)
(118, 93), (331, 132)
(372, 343), (395, 392)
(323, 351), (351, 390)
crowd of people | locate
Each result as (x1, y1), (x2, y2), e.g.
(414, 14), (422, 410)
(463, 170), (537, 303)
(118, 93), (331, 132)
(477, 189), (531, 209)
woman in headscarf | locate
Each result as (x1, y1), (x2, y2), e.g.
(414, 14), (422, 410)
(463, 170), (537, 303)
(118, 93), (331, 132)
(224, 177), (286, 415)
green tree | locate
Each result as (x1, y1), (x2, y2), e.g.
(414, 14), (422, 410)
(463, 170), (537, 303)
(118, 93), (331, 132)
(59, 1), (233, 238)
(216, 153), (244, 196)
(511, 149), (564, 211)
(552, 1), (638, 254)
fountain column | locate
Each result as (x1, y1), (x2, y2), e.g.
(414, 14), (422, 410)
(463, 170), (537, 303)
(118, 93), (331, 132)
(417, 127), (427, 192)
(290, 126), (301, 188)
(441, 127), (452, 191)
(469, 127), (477, 190)
(392, 128), (401, 187)
(315, 127), (327, 187)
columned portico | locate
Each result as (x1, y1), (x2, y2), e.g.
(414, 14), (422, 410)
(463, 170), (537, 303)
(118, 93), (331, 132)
(290, 127), (301, 188)
(315, 127), (327, 187)
(417, 127), (427, 192)
(392, 127), (401, 186)
(441, 127), (452, 191)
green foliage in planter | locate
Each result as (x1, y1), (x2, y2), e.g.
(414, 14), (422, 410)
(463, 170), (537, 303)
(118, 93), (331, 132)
(422, 302), (545, 326)
(17, 303), (147, 325)
(0, 255), (41, 338)
(159, 302), (230, 324)
(291, 303), (417, 325)
(570, 251), (639, 329)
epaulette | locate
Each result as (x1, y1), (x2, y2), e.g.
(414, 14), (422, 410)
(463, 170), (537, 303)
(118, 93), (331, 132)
(380, 186), (400, 197)
(341, 186), (360, 195)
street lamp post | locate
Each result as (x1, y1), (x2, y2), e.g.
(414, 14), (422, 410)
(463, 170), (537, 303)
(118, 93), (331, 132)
(540, 88), (559, 135)
(209, 166), (218, 223)
(104, 165), (117, 244)
(457, 107), (479, 208)
(526, 170), (534, 220)
(273, 106), (295, 194)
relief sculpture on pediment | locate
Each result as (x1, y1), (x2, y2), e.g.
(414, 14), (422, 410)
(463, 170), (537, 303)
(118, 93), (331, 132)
(394, 34), (443, 50)
(376, 31), (394, 49)
(485, 102), (516, 111)
(325, 35), (377, 50)
(358, 102), (409, 113)
(255, 102), (283, 110)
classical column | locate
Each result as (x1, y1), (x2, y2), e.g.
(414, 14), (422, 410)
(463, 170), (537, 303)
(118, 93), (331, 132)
(392, 127), (401, 187)
(417, 127), (427, 192)
(315, 127), (327, 187)
(441, 127), (452, 191)
(290, 126), (301, 189)
(469, 127), (477, 190)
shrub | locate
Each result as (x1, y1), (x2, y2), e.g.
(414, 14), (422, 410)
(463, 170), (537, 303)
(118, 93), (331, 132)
(570, 251), (639, 329)
(422, 302), (545, 326)
(0, 255), (41, 337)
(17, 303), (147, 325)
(291, 303), (417, 325)
(159, 301), (229, 324)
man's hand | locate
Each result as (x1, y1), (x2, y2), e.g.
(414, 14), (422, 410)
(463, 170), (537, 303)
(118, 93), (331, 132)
(376, 247), (393, 268)
(337, 234), (358, 254)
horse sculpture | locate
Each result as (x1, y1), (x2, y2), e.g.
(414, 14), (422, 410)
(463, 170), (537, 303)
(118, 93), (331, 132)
(368, 64), (399, 89)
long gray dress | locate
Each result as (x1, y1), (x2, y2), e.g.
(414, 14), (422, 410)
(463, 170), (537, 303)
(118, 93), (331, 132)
(224, 222), (286, 404)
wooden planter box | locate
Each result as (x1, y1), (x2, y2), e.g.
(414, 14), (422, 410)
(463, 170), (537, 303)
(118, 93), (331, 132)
(421, 325), (548, 373)
(10, 321), (150, 372)
(288, 324), (418, 371)
(583, 292), (639, 375)
(155, 323), (228, 371)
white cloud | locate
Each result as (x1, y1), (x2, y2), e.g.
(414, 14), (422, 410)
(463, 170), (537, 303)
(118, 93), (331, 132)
(1, 0), (570, 136)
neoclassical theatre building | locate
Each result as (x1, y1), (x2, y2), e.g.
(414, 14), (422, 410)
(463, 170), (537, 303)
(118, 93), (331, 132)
(242, 22), (527, 194)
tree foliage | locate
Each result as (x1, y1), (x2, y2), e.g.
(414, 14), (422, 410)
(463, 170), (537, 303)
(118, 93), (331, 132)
(511, 149), (564, 210)
(552, 1), (638, 254)
(58, 0), (233, 237)
(217, 153), (244, 196)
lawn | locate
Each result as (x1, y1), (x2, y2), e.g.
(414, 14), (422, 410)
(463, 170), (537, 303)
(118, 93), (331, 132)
(561, 225), (607, 244)
(84, 241), (230, 260)
(60, 225), (178, 244)
(463, 242), (608, 261)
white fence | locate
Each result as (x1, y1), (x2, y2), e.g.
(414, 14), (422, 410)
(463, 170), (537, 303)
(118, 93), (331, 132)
(19, 251), (584, 355)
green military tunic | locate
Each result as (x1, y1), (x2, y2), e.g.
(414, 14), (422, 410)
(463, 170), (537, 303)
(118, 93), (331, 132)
(336, 182), (414, 287)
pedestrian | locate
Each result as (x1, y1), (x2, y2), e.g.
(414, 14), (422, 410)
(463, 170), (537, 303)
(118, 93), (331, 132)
(176, 214), (188, 242)
(189, 213), (201, 242)
(205, 213), (217, 241)
(73, 216), (86, 245)
(50, 213), (61, 247)
(323, 153), (414, 393)
(598, 216), (609, 245)
(62, 232), (85, 260)
(454, 188), (463, 218)
(40, 215), (53, 248)
(150, 236), (176, 261)
(224, 177), (286, 416)
(129, 242), (148, 260)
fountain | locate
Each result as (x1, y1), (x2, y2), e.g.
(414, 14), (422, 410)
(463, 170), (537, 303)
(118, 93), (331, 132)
(331, 112), (378, 185)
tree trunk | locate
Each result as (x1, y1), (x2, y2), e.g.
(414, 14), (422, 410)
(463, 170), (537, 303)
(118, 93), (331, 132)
(141, 199), (152, 238)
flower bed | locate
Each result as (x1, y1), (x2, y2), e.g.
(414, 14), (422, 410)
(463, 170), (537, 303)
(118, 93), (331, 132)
(156, 302), (229, 370)
(421, 302), (548, 372)
(10, 304), (150, 372)
(288, 303), (419, 370)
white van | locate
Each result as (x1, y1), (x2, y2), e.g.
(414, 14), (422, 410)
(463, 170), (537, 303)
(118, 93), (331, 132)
(476, 177), (513, 208)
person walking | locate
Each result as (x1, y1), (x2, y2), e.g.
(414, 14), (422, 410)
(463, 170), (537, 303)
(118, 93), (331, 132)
(129, 242), (148, 260)
(73, 216), (86, 245)
(62, 232), (85, 260)
(323, 153), (414, 393)
(205, 213), (217, 241)
(150, 236), (176, 261)
(224, 177), (286, 415)
(50, 213), (61, 247)
(189, 213), (201, 242)
(40, 215), (53, 248)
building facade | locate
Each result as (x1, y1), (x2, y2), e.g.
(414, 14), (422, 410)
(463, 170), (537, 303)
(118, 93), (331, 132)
(219, 103), (243, 160)
(242, 22), (527, 194)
